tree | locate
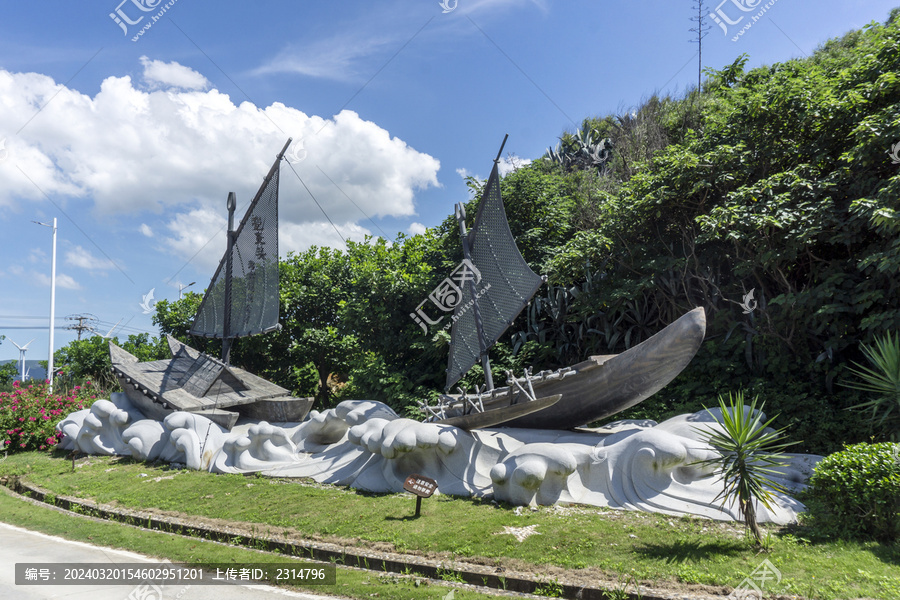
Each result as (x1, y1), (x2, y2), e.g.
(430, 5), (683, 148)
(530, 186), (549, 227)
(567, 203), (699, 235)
(693, 392), (796, 545)
(53, 333), (167, 389)
(278, 246), (356, 404)
(0, 361), (17, 387)
(152, 292), (208, 349)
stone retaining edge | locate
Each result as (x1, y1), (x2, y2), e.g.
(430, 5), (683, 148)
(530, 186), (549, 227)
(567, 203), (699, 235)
(3, 477), (728, 600)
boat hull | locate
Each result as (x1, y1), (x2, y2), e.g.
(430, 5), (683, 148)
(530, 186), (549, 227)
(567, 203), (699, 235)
(435, 394), (560, 430)
(441, 307), (707, 430)
(109, 336), (315, 430)
(234, 396), (315, 422)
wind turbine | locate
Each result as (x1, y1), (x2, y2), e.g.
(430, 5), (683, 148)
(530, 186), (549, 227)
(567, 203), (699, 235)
(102, 319), (123, 339)
(10, 338), (35, 382)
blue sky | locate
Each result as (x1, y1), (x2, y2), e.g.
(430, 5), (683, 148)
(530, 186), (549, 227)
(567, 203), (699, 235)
(0, 0), (896, 365)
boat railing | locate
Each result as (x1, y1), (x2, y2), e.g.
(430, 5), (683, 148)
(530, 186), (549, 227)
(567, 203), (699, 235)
(419, 367), (556, 420)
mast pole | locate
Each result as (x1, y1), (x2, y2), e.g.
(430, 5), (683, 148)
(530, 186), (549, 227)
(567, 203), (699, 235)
(494, 133), (508, 163)
(222, 191), (236, 364)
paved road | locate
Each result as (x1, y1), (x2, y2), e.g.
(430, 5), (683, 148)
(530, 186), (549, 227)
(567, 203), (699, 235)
(0, 522), (344, 600)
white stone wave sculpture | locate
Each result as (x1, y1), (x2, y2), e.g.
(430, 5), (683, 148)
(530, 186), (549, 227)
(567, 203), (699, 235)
(56, 397), (820, 524)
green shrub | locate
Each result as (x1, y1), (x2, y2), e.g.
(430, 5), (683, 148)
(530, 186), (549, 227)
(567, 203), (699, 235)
(804, 442), (900, 541)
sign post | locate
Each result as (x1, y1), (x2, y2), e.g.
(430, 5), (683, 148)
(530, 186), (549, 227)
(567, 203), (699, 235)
(403, 474), (437, 517)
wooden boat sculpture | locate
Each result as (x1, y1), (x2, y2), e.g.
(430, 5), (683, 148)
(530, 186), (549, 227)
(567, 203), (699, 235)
(110, 335), (313, 430)
(111, 139), (313, 430)
(425, 307), (705, 430)
(419, 136), (706, 430)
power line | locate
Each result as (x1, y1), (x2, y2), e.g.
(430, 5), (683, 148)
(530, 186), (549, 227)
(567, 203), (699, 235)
(286, 160), (348, 249)
(0, 315), (64, 320)
(315, 165), (392, 240)
(0, 326), (67, 330)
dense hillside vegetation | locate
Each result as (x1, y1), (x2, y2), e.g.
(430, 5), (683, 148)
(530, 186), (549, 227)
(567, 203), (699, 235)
(55, 10), (900, 454)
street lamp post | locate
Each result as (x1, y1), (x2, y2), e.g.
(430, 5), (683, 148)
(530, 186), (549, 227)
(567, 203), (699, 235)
(33, 218), (57, 392)
(178, 281), (196, 300)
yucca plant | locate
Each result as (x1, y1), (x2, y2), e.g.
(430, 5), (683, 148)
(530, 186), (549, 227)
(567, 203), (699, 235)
(546, 124), (613, 173)
(693, 391), (797, 545)
(842, 331), (900, 441)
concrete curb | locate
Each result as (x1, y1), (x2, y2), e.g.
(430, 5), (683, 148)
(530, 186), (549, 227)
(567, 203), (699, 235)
(3, 477), (732, 600)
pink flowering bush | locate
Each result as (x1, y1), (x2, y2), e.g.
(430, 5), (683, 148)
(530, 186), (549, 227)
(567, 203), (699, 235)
(0, 380), (98, 453)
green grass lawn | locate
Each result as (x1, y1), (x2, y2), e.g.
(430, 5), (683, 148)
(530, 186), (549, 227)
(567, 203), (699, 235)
(1, 450), (898, 599)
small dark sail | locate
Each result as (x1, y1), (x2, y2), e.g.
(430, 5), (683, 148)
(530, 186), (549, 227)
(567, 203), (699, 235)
(190, 141), (289, 340)
(445, 160), (544, 391)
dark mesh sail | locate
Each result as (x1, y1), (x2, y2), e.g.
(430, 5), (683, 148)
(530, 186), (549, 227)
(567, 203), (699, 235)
(445, 163), (544, 391)
(190, 164), (280, 339)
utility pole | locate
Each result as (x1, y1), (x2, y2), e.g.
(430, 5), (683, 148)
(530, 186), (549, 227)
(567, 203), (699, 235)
(65, 314), (98, 341)
(690, 0), (711, 92)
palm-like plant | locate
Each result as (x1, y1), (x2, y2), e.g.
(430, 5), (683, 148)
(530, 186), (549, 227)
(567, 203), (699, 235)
(842, 331), (900, 441)
(694, 391), (797, 545)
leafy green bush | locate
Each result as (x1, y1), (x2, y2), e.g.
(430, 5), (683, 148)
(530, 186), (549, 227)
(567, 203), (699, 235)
(804, 442), (900, 541)
(0, 381), (99, 453)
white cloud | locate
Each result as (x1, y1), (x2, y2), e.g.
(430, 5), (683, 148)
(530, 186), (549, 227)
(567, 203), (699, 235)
(281, 221), (373, 253)
(35, 271), (80, 290)
(139, 223), (153, 237)
(408, 222), (427, 236)
(252, 0), (548, 81)
(0, 61), (441, 269)
(65, 245), (116, 271)
(253, 33), (393, 81)
(28, 248), (47, 263)
(498, 155), (531, 176)
(458, 156), (531, 181)
(139, 56), (209, 90)
(162, 206), (227, 274)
